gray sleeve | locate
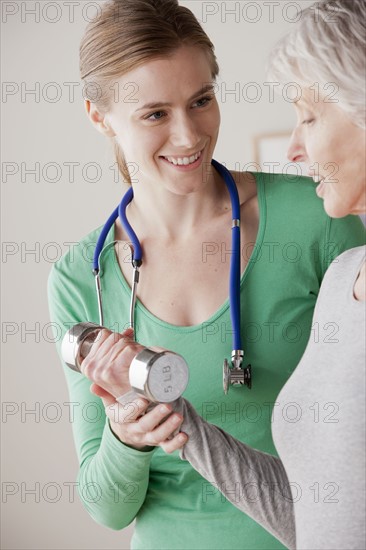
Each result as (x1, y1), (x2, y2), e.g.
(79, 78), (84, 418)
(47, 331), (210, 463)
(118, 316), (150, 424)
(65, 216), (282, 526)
(174, 398), (296, 550)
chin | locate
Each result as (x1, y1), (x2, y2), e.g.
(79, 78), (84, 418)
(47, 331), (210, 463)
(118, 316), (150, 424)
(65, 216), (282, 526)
(166, 179), (203, 196)
(323, 199), (351, 219)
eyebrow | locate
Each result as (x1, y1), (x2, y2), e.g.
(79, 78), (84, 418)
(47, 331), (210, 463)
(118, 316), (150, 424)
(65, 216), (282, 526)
(294, 95), (312, 108)
(134, 84), (215, 113)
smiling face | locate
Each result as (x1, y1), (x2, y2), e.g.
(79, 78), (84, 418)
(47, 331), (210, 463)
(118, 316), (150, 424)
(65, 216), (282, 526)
(287, 89), (366, 218)
(100, 46), (220, 196)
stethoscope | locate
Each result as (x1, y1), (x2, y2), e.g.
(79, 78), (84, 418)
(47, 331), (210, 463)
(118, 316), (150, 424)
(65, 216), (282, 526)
(92, 159), (251, 394)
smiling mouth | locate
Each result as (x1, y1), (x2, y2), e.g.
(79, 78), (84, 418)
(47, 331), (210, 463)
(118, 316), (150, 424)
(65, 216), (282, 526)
(161, 149), (202, 166)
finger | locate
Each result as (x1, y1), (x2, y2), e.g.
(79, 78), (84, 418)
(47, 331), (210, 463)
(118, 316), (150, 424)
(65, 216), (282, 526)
(149, 346), (166, 353)
(136, 404), (174, 433)
(79, 329), (112, 374)
(90, 330), (125, 360)
(80, 331), (128, 380)
(160, 432), (188, 454)
(147, 413), (184, 445)
(140, 411), (184, 446)
(89, 332), (141, 375)
(101, 396), (117, 410)
(87, 328), (133, 364)
(90, 383), (114, 400)
(106, 336), (141, 366)
(81, 328), (134, 367)
(90, 383), (117, 409)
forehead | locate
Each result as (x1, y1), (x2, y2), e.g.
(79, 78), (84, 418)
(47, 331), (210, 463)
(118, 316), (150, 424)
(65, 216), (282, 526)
(295, 89), (314, 107)
(294, 87), (327, 112)
(109, 46), (213, 112)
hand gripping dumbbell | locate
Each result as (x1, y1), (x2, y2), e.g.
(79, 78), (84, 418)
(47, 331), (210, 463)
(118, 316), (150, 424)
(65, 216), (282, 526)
(61, 322), (189, 406)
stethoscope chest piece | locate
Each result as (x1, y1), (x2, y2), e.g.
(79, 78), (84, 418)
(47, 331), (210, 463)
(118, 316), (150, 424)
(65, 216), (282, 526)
(223, 356), (252, 395)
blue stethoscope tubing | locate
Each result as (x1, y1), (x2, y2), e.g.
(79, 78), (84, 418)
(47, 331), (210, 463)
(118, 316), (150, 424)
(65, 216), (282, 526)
(211, 159), (241, 353)
(92, 158), (251, 389)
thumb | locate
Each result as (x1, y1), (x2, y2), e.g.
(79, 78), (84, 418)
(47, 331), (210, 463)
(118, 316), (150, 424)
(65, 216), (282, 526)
(149, 345), (167, 353)
(90, 383), (116, 407)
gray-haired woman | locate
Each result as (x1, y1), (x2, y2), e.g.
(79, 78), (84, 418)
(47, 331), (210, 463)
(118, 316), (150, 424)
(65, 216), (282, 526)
(169, 1), (366, 548)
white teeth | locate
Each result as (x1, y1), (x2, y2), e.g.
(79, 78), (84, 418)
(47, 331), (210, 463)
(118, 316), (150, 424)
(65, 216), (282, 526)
(164, 150), (201, 166)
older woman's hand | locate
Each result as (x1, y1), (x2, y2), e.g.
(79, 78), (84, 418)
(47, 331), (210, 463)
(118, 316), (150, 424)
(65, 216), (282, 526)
(90, 384), (188, 451)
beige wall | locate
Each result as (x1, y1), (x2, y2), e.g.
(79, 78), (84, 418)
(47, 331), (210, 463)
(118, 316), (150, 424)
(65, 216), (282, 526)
(1, 1), (314, 548)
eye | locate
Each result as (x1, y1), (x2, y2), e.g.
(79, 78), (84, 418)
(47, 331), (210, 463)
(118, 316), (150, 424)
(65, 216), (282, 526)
(193, 96), (214, 108)
(145, 110), (167, 121)
(302, 118), (315, 125)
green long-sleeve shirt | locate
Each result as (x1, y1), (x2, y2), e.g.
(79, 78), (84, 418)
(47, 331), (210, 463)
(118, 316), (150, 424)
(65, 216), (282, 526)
(48, 172), (365, 550)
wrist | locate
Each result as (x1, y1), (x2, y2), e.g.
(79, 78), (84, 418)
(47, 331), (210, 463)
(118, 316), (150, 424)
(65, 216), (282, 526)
(108, 419), (155, 452)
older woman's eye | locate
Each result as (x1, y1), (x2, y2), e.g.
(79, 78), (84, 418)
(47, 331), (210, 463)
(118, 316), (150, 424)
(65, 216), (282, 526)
(302, 118), (315, 125)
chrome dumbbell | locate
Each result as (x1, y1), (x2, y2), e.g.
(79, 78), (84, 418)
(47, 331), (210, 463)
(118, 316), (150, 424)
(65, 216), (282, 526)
(61, 322), (189, 405)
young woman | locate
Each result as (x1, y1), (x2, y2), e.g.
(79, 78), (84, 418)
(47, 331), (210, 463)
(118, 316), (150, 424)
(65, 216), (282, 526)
(164, 1), (366, 549)
(48, 1), (365, 549)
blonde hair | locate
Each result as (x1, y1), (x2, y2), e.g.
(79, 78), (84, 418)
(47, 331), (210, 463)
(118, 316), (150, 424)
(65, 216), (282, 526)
(267, 0), (366, 129)
(79, 0), (219, 183)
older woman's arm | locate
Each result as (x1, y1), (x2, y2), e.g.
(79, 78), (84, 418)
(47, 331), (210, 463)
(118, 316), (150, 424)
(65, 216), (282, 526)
(173, 398), (296, 550)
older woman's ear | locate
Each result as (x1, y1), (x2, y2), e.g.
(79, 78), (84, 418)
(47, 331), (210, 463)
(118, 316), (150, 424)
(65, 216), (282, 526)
(84, 99), (116, 138)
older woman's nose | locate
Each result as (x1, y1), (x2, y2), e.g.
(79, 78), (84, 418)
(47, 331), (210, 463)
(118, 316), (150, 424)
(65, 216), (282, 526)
(287, 128), (307, 163)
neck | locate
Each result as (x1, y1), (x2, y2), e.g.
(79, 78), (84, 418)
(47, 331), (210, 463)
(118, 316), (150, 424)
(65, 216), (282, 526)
(122, 166), (229, 241)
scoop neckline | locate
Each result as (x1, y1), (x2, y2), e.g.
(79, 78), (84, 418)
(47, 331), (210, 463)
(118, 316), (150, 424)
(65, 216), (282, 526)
(105, 171), (266, 333)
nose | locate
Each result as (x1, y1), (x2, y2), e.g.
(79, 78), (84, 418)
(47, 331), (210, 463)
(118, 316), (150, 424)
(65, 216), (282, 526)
(287, 127), (307, 163)
(170, 112), (201, 151)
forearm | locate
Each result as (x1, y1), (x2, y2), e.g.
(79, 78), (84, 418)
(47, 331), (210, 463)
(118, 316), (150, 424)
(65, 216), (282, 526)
(77, 418), (155, 530)
(175, 398), (296, 549)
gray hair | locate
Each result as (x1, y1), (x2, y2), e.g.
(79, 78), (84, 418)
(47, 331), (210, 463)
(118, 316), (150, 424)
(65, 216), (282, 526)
(267, 0), (366, 128)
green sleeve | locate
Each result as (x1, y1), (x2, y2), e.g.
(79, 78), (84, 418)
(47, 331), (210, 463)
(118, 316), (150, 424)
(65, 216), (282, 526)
(321, 214), (366, 273)
(47, 261), (155, 530)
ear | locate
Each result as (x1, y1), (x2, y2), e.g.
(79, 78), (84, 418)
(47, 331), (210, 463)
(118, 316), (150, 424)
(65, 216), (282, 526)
(84, 99), (116, 137)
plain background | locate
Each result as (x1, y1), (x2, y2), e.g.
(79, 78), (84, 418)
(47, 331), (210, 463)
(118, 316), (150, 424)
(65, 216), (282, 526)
(2, 1), (324, 548)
